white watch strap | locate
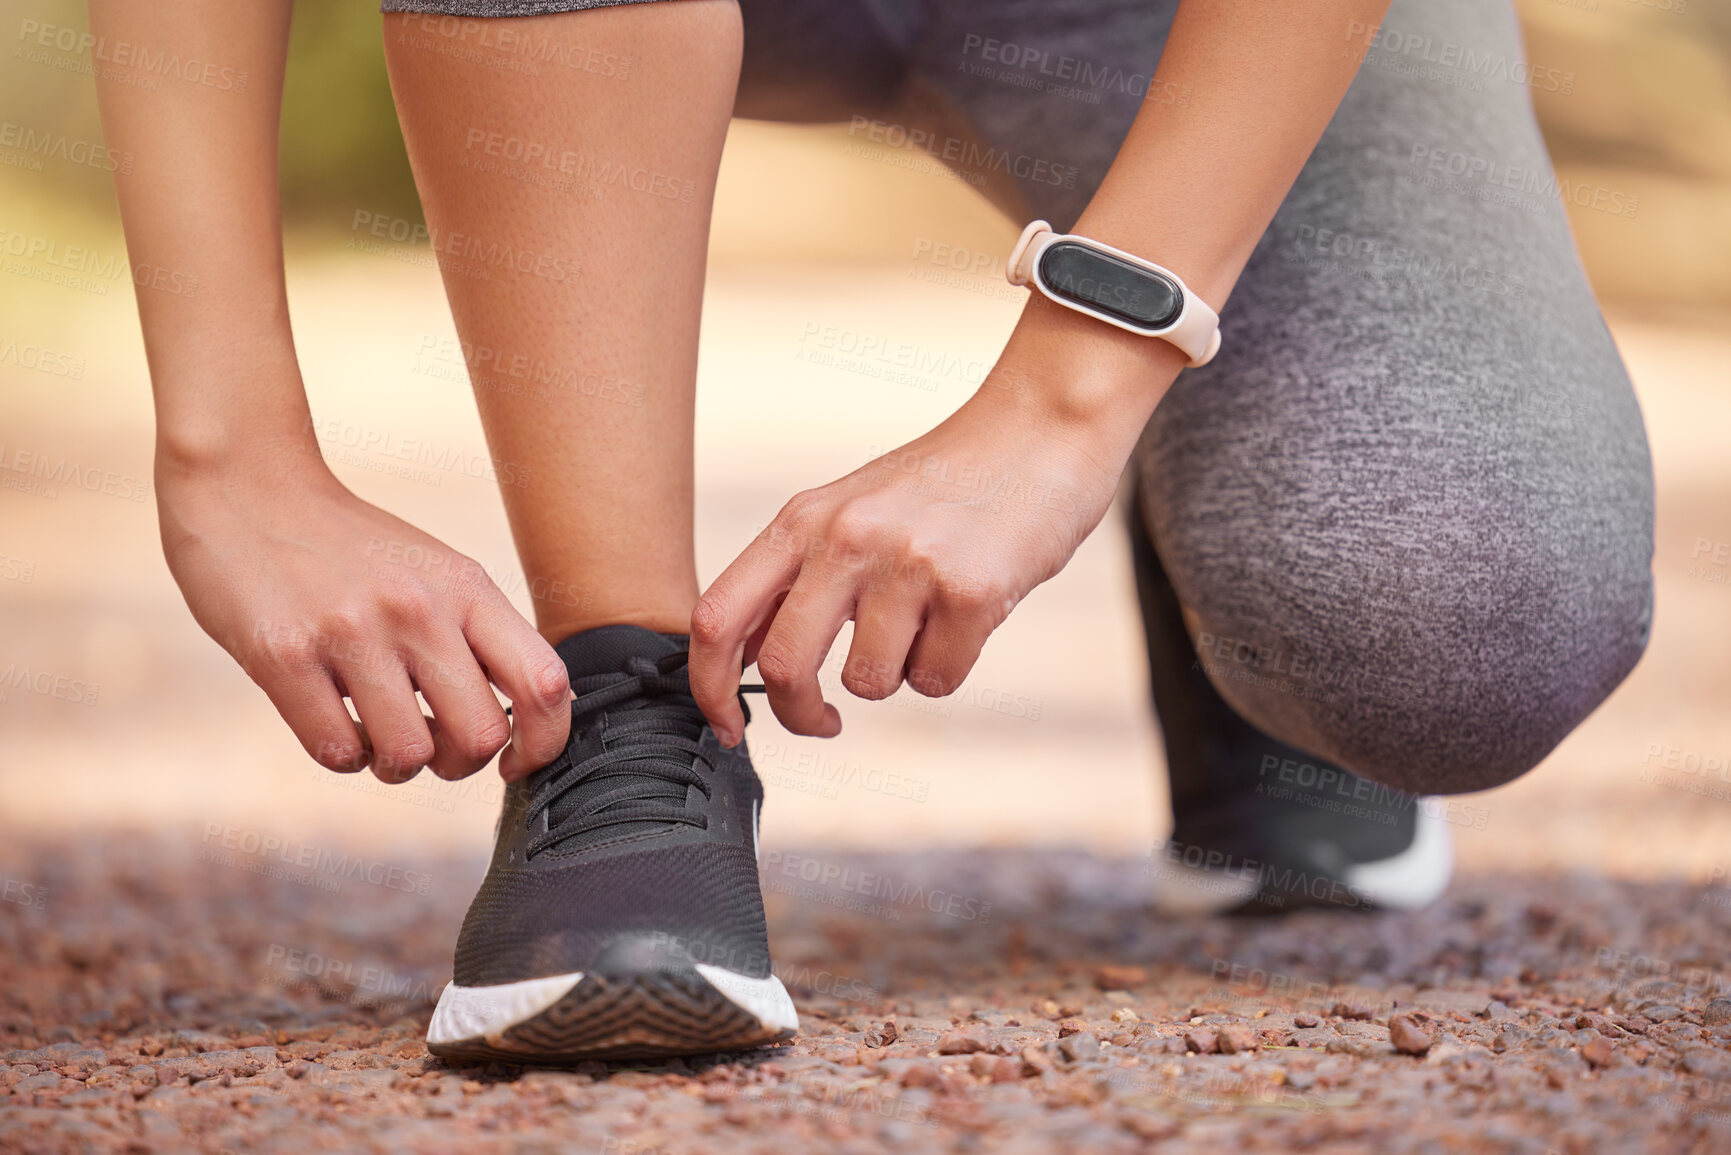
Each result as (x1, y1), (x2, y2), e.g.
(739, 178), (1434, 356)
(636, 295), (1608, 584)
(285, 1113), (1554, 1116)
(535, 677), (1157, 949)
(1006, 220), (1221, 368)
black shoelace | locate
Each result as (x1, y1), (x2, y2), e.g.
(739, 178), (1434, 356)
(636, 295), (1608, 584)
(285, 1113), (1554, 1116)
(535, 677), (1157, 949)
(521, 651), (763, 860)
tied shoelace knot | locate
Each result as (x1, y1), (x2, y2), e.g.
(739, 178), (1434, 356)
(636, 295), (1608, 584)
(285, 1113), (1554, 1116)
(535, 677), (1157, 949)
(520, 650), (763, 860)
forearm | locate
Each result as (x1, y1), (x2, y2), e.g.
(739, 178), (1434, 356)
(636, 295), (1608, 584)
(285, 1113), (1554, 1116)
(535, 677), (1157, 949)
(1080, 0), (1390, 308)
(994, 0), (1391, 461)
(90, 0), (316, 477)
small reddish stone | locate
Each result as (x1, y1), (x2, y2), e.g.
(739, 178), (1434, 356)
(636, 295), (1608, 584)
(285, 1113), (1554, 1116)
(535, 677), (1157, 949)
(1389, 1015), (1434, 1056)
(1581, 1035), (1615, 1068)
(1185, 1029), (1218, 1055)
(1020, 1046), (1054, 1076)
(899, 1063), (942, 1089)
(1216, 1025), (1259, 1054)
(1094, 965), (1148, 991)
(936, 1028), (990, 1055)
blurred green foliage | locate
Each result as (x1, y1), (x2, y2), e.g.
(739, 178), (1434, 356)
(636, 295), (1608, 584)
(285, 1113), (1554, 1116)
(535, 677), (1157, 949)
(2, 0), (1726, 263)
(0, 0), (420, 230)
(279, 3), (422, 229)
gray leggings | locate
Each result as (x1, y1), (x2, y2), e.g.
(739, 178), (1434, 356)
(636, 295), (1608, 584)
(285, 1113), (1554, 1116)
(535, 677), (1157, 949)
(382, 0), (1657, 796)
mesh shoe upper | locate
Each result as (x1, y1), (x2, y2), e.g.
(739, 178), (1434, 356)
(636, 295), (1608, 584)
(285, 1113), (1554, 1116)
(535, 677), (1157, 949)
(452, 625), (771, 985)
(454, 839), (772, 984)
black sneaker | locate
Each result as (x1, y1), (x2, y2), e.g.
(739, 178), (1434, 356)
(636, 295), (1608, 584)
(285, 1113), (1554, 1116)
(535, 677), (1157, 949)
(426, 624), (797, 1064)
(1126, 479), (1452, 915)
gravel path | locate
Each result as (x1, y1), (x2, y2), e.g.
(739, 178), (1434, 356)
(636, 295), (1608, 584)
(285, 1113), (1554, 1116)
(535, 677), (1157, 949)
(4, 835), (1731, 1154)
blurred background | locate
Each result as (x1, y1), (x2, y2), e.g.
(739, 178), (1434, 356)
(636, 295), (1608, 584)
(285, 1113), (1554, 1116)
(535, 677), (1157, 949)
(1, 0), (1729, 886)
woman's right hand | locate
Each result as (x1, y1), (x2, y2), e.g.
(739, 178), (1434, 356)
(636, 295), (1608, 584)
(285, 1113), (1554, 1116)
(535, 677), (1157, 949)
(158, 455), (572, 784)
(86, 0), (570, 785)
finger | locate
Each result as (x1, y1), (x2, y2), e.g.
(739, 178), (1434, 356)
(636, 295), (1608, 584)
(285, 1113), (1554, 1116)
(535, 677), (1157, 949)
(840, 582), (926, 701)
(254, 663), (369, 773)
(409, 634), (512, 781)
(904, 604), (997, 700)
(752, 566), (855, 739)
(462, 585), (572, 782)
(690, 529), (805, 747)
(738, 592), (785, 674)
(338, 659), (436, 783)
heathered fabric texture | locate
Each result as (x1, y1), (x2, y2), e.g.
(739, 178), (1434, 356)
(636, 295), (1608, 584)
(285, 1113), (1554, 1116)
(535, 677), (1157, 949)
(383, 0), (667, 16)
(378, 0), (1655, 794)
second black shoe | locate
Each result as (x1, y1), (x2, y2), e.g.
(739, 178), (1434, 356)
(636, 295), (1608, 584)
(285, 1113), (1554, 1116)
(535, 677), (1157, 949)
(426, 624), (797, 1064)
(1127, 478), (1453, 915)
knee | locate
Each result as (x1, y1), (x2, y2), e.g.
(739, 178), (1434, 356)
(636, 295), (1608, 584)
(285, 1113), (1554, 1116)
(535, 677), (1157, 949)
(1197, 558), (1654, 797)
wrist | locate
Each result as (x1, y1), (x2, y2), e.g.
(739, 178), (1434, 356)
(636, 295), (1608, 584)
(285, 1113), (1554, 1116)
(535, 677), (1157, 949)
(984, 291), (1186, 457)
(1070, 207), (1241, 311)
(152, 353), (324, 484)
(155, 415), (328, 492)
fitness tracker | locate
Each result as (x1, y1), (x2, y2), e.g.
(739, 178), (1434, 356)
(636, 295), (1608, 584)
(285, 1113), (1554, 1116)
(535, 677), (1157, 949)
(1006, 220), (1222, 367)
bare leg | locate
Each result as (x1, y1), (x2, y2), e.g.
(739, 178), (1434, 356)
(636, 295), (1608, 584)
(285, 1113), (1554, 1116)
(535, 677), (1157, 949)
(383, 0), (742, 642)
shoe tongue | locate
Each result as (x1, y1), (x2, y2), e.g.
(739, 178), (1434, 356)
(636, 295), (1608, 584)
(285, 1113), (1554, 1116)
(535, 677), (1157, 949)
(544, 624), (701, 851)
(554, 623), (690, 680)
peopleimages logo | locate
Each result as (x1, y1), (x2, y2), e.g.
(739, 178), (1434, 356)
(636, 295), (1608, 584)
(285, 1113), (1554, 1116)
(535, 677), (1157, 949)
(395, 15), (632, 80)
(761, 850), (992, 923)
(1638, 741), (1731, 801)
(16, 20), (249, 92)
(845, 116), (1079, 189)
(0, 664), (99, 707)
(959, 33), (1157, 100)
(796, 320), (989, 391)
(1, 877), (48, 910)
(755, 739), (931, 804)
(0, 227), (129, 279)
(263, 944), (438, 1007)
(201, 824), (433, 896)
(308, 415), (531, 488)
(1344, 19), (1574, 94)
(0, 121), (132, 174)
(1145, 837), (1374, 910)
(1286, 223), (1527, 300)
(1406, 143), (1639, 219)
(413, 334), (645, 408)
(349, 210), (577, 283)
(461, 129), (696, 203)
(0, 336), (84, 378)
(0, 444), (150, 502)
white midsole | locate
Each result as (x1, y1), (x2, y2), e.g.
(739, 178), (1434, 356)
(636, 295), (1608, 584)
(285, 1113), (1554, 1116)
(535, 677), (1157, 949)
(425, 965), (798, 1047)
(1342, 804), (1454, 910)
(427, 971), (585, 1047)
(1148, 857), (1263, 915)
(1150, 803), (1454, 915)
(694, 963), (799, 1033)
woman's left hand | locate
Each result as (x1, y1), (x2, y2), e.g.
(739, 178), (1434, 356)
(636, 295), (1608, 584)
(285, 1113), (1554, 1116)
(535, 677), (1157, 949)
(688, 312), (1181, 746)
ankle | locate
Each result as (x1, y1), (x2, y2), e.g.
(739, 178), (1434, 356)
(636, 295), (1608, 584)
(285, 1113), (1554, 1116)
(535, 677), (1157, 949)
(539, 608), (695, 645)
